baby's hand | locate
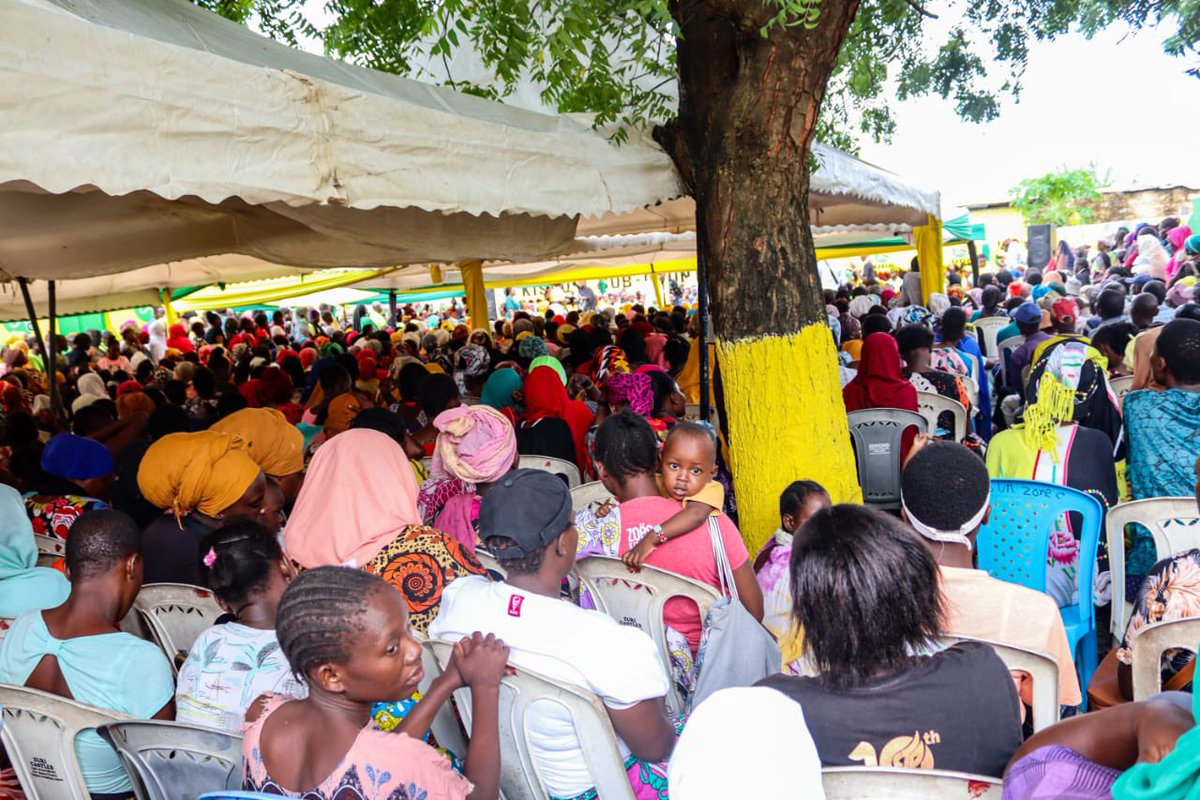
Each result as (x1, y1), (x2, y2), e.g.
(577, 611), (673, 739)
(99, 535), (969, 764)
(622, 536), (657, 573)
(595, 500), (615, 517)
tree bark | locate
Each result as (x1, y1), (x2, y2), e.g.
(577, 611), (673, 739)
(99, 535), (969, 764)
(657, 0), (864, 547)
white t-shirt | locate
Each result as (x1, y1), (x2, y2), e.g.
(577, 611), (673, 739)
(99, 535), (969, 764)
(669, 687), (825, 799)
(428, 575), (669, 797)
(176, 622), (307, 733)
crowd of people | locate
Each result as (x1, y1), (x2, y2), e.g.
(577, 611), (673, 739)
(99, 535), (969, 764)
(0, 217), (1197, 798)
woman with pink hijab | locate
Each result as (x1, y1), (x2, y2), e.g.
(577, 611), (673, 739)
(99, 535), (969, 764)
(284, 427), (485, 632)
(417, 405), (518, 551)
(1166, 225), (1193, 281)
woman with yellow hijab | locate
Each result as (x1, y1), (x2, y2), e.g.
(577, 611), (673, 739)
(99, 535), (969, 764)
(138, 431), (267, 585)
(211, 408), (306, 505)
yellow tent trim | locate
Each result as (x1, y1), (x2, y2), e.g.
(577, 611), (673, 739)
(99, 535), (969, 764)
(172, 268), (399, 313)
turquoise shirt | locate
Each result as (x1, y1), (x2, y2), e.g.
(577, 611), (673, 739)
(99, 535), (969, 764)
(0, 612), (174, 794)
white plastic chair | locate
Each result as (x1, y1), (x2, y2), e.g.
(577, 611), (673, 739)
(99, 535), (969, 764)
(574, 555), (719, 715)
(97, 720), (242, 800)
(34, 534), (65, 569)
(1110, 374), (1135, 404)
(915, 391), (968, 442)
(406, 630), (469, 758)
(1105, 497), (1200, 641)
(0, 683), (130, 800)
(133, 583), (225, 675)
(996, 334), (1026, 390)
(822, 767), (1002, 799)
(959, 374), (979, 412)
(973, 316), (1009, 359)
(941, 635), (1060, 732)
(570, 481), (614, 513)
(428, 640), (636, 800)
(1129, 617), (1200, 700)
(517, 455), (582, 489)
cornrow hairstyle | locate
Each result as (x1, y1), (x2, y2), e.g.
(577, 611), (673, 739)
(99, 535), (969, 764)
(197, 519), (283, 607)
(594, 410), (658, 481)
(779, 480), (829, 518)
(275, 566), (388, 683)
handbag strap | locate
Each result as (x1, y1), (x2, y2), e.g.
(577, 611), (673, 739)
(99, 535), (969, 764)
(707, 516), (739, 603)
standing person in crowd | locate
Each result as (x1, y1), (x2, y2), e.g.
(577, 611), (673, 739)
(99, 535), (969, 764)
(284, 428), (485, 633)
(430, 469), (678, 800)
(243, 567), (508, 800)
(176, 519), (304, 732)
(0, 510), (175, 797)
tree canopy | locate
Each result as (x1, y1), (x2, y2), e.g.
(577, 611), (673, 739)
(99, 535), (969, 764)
(192, 0), (1198, 152)
(1009, 165), (1109, 226)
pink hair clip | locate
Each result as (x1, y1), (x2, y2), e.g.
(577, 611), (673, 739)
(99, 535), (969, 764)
(202, 547), (217, 568)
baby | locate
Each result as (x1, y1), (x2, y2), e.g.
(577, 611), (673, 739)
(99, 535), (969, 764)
(622, 421), (724, 571)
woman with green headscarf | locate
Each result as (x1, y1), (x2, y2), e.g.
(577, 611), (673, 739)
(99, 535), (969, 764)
(480, 367), (523, 426)
(529, 355), (566, 385)
(0, 484), (68, 617)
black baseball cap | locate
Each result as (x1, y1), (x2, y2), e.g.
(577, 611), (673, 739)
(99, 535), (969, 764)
(478, 469), (573, 560)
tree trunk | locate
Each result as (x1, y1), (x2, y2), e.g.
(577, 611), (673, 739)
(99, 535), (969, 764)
(657, 0), (863, 550)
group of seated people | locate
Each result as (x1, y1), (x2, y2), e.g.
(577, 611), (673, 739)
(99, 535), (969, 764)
(0, 269), (1199, 799)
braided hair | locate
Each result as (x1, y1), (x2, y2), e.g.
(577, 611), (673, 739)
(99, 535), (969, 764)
(275, 566), (387, 682)
(594, 410), (658, 481)
(197, 519), (283, 607)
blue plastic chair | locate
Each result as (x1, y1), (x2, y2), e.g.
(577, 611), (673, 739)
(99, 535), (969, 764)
(976, 478), (1104, 708)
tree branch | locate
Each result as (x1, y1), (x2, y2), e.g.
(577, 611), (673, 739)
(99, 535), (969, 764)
(902, 0), (938, 20)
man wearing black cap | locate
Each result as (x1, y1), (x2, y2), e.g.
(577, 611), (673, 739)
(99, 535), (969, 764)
(428, 469), (676, 798)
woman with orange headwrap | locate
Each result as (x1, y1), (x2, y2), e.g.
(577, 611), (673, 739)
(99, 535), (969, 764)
(137, 430), (267, 584)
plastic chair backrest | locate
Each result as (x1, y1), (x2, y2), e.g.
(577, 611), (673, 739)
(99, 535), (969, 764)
(574, 556), (719, 716)
(570, 481), (614, 513)
(973, 316), (1009, 358)
(133, 583), (225, 675)
(977, 479), (1102, 600)
(405, 630), (469, 757)
(517, 455), (582, 489)
(96, 720), (242, 800)
(941, 635), (1059, 732)
(1109, 375), (1135, 403)
(34, 534), (65, 569)
(821, 767), (1002, 799)
(1104, 497), (1200, 640)
(915, 391), (967, 442)
(996, 334), (1026, 389)
(427, 640), (636, 800)
(1129, 617), (1200, 700)
(846, 409), (928, 510)
(960, 375), (979, 411)
(473, 548), (508, 580)
(0, 683), (129, 800)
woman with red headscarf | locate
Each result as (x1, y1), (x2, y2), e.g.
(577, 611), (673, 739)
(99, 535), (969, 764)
(843, 332), (920, 457)
(522, 365), (594, 472)
(842, 332), (918, 413)
(166, 323), (195, 354)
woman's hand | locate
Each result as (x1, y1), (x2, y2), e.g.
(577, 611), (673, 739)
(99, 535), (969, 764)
(451, 632), (509, 690)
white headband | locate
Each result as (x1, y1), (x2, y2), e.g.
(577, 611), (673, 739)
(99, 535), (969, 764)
(901, 492), (990, 552)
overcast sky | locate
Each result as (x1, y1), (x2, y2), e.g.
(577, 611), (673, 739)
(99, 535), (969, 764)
(856, 23), (1200, 210)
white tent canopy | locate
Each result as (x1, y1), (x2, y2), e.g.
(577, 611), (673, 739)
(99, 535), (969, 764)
(0, 0), (684, 282)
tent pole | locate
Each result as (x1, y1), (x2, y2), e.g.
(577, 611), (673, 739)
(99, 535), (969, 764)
(968, 240), (980, 287)
(16, 278), (52, 418)
(47, 280), (62, 421)
(389, 290), (398, 329)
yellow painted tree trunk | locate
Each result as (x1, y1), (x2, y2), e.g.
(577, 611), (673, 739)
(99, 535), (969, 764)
(659, 0), (864, 551)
